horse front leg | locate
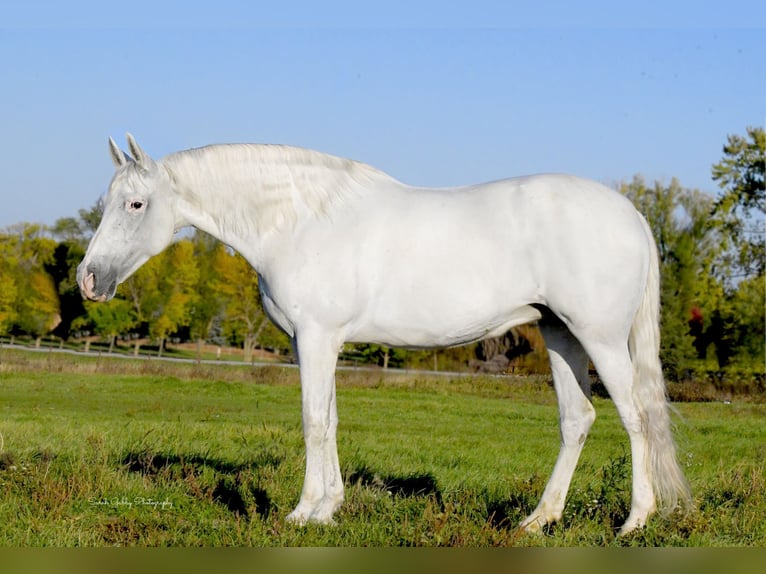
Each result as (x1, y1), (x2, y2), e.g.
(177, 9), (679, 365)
(286, 328), (344, 525)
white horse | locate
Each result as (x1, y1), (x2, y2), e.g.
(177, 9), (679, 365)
(77, 134), (690, 534)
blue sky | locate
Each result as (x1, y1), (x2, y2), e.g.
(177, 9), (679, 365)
(1, 2), (764, 228)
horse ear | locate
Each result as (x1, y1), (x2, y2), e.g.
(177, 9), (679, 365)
(126, 133), (152, 168)
(109, 136), (127, 168)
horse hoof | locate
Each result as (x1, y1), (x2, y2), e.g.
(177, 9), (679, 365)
(519, 516), (545, 534)
(286, 510), (309, 526)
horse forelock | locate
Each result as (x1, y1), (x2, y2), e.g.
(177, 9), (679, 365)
(161, 144), (392, 236)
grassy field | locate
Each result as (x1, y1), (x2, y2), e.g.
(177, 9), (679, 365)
(0, 348), (763, 547)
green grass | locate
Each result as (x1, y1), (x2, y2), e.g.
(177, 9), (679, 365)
(0, 349), (763, 546)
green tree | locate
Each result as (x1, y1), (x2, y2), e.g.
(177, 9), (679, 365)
(44, 240), (86, 340)
(78, 298), (137, 352)
(121, 242), (200, 357)
(621, 176), (723, 376)
(725, 275), (766, 367)
(188, 231), (227, 358)
(347, 344), (407, 369)
(711, 126), (765, 280)
(708, 126), (765, 370)
(122, 254), (164, 356)
(50, 217), (84, 245)
(77, 199), (104, 242)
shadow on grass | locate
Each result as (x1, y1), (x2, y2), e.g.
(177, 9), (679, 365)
(120, 450), (275, 519)
(345, 465), (443, 506)
(121, 451), (252, 476)
(486, 489), (537, 530)
(210, 476), (271, 519)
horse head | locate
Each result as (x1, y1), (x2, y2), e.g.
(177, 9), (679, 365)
(77, 134), (178, 301)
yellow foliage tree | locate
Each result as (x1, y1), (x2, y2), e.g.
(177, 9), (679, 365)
(148, 240), (200, 356)
(16, 270), (61, 347)
(213, 249), (269, 362)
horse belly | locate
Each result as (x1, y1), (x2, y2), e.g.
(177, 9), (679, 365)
(348, 236), (543, 348)
(349, 301), (543, 349)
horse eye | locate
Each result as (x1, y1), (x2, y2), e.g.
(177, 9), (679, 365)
(128, 200), (144, 211)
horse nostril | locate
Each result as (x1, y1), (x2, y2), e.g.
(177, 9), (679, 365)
(83, 272), (97, 297)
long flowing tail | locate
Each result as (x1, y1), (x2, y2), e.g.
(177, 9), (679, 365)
(628, 214), (693, 515)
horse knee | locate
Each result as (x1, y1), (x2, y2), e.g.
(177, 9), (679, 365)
(559, 400), (595, 446)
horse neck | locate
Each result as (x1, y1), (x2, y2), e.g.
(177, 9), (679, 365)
(163, 144), (390, 250)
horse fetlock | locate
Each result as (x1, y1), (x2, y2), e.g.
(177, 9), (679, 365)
(618, 504), (656, 536)
(286, 495), (342, 526)
(312, 498), (342, 523)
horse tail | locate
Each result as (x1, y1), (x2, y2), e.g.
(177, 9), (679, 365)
(628, 214), (693, 515)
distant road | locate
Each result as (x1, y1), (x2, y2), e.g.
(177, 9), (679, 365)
(0, 342), (494, 379)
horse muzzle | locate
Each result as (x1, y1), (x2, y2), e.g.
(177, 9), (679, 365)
(77, 262), (118, 302)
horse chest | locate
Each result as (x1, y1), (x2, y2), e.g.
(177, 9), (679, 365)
(258, 278), (296, 338)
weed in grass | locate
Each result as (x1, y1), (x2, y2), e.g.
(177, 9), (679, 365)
(564, 452), (631, 530)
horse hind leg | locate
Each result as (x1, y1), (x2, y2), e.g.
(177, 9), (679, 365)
(520, 320), (595, 533)
(581, 340), (657, 534)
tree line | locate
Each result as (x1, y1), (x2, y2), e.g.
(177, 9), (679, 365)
(1, 128), (763, 382)
(0, 218), (291, 361)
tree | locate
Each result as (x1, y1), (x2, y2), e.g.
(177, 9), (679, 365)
(147, 240), (200, 356)
(0, 234), (19, 334)
(708, 126), (766, 369)
(15, 270), (61, 347)
(725, 276), (766, 367)
(77, 199), (104, 242)
(1, 224), (61, 346)
(188, 231), (227, 358)
(348, 344), (407, 369)
(78, 298), (137, 352)
(44, 240), (86, 340)
(620, 176), (724, 375)
(50, 217), (84, 245)
(122, 254), (164, 356)
(119, 241), (201, 357)
(213, 249), (271, 362)
(711, 126), (765, 280)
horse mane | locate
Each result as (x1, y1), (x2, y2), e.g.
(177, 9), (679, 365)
(162, 144), (395, 236)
